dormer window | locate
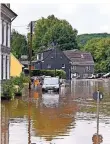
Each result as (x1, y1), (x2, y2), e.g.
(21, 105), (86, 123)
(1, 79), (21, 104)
(37, 53), (43, 60)
(37, 54), (39, 60)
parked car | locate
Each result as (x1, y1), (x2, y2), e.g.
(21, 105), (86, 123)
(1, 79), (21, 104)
(95, 73), (105, 78)
(42, 77), (60, 92)
(102, 72), (110, 78)
(88, 74), (95, 79)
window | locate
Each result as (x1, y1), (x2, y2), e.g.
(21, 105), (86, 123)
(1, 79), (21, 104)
(36, 54), (40, 60)
(81, 54), (84, 58)
(39, 54), (41, 59)
(3, 56), (6, 79)
(6, 56), (7, 79)
(2, 21), (4, 45)
(47, 64), (51, 68)
(7, 57), (10, 79)
(86, 66), (90, 71)
(73, 66), (76, 70)
(62, 64), (65, 68)
(6, 23), (8, 47)
(1, 55), (3, 79)
(41, 53), (43, 60)
(37, 53), (43, 60)
(8, 24), (10, 47)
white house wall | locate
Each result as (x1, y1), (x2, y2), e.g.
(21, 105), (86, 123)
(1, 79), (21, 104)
(0, 4), (17, 81)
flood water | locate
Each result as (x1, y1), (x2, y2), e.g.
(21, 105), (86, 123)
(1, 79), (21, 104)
(1, 79), (110, 144)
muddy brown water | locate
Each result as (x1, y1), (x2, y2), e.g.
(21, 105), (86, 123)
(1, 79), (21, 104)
(1, 79), (110, 144)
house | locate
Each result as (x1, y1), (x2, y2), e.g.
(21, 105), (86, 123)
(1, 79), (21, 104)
(20, 55), (35, 71)
(33, 48), (71, 79)
(20, 55), (29, 68)
(63, 49), (94, 78)
(33, 48), (94, 79)
(0, 4), (17, 81)
(10, 53), (24, 77)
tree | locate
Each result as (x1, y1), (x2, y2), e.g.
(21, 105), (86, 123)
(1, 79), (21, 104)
(77, 33), (110, 48)
(83, 38), (110, 73)
(11, 29), (28, 59)
(32, 15), (78, 52)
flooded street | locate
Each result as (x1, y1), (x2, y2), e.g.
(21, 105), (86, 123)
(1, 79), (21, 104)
(1, 79), (110, 144)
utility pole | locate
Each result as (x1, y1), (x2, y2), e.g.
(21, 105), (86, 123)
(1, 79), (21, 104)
(54, 42), (57, 77)
(92, 85), (103, 144)
(28, 21), (33, 89)
(96, 90), (100, 143)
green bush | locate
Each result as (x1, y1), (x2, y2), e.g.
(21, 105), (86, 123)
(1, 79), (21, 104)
(2, 79), (16, 99)
(12, 73), (30, 93)
(1, 73), (30, 99)
(31, 69), (66, 79)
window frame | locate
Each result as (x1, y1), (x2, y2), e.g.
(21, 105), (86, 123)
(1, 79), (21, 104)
(47, 64), (51, 69)
(62, 64), (65, 69)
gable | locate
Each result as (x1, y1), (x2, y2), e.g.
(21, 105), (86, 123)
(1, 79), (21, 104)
(11, 53), (24, 67)
(42, 48), (70, 62)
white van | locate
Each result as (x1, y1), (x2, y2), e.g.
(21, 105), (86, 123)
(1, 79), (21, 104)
(42, 77), (60, 92)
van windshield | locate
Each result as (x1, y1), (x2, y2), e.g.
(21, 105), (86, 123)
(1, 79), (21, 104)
(44, 78), (59, 85)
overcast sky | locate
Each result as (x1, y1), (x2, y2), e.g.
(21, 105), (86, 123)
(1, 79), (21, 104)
(10, 1), (110, 35)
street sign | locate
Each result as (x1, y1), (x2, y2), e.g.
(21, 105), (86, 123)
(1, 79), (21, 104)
(92, 134), (103, 143)
(93, 91), (103, 101)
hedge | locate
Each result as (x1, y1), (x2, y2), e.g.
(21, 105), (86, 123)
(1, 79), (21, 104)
(31, 69), (66, 79)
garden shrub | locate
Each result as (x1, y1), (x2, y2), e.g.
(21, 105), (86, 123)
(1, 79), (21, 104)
(31, 69), (66, 79)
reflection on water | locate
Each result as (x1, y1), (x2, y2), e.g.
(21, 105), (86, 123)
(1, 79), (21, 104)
(1, 79), (110, 144)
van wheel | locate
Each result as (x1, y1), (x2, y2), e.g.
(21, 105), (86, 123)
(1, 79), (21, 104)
(42, 89), (47, 93)
(55, 88), (59, 93)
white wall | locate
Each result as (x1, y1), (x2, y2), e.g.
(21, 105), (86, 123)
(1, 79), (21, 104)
(0, 19), (11, 80)
(0, 20), (2, 45)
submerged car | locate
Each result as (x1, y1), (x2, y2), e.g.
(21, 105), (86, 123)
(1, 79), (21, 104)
(42, 77), (60, 92)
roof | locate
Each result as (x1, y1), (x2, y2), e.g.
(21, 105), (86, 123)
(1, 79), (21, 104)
(2, 4), (17, 17)
(37, 48), (54, 54)
(63, 50), (94, 65)
(20, 60), (29, 65)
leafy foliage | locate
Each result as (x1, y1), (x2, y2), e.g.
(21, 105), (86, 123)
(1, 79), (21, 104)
(32, 69), (66, 79)
(2, 79), (16, 98)
(12, 73), (30, 93)
(11, 29), (28, 59)
(2, 73), (30, 99)
(83, 38), (110, 73)
(32, 15), (78, 52)
(77, 33), (110, 48)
